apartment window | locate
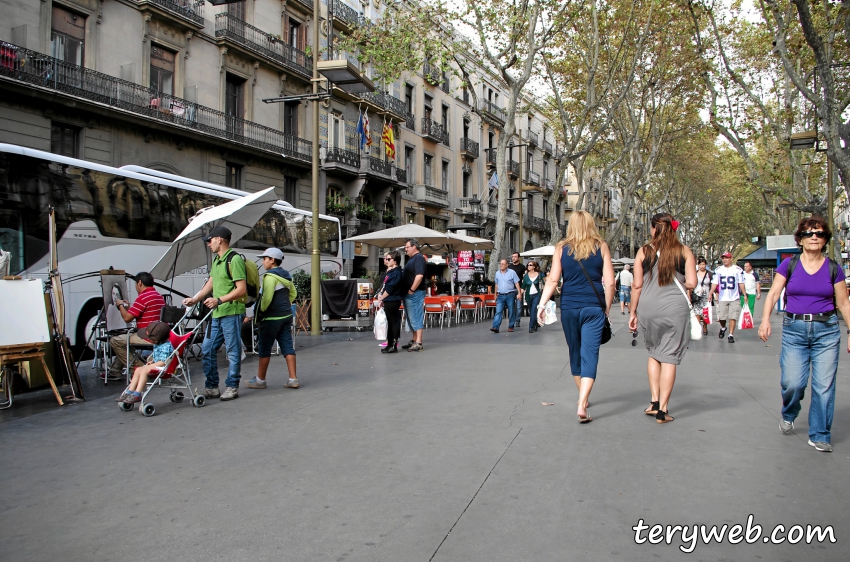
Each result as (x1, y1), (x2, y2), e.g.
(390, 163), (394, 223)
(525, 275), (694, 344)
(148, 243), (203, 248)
(225, 73), (245, 118)
(283, 101), (298, 136)
(405, 211), (416, 224)
(51, 123), (79, 157)
(543, 160), (548, 183)
(330, 113), (343, 148)
(405, 146), (414, 183)
(225, 162), (242, 189)
(509, 228), (515, 250)
(527, 193), (534, 217)
(150, 44), (176, 95)
(228, 1), (245, 18)
(462, 83), (469, 104)
(441, 160), (449, 191)
(51, 5), (86, 65)
(424, 94), (433, 121)
(509, 187), (515, 209)
(543, 200), (549, 222)
(405, 84), (414, 112)
(462, 173), (469, 198)
(526, 148), (532, 173)
(423, 154), (433, 186)
(556, 204), (562, 223)
(488, 131), (495, 149)
(441, 103), (449, 135)
(425, 216), (447, 232)
(284, 176), (297, 205)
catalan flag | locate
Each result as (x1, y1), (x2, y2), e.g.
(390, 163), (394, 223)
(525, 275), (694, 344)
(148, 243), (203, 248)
(364, 109), (372, 149)
(382, 122), (395, 160)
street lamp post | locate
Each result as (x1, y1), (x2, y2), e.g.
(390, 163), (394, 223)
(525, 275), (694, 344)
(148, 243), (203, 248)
(790, 130), (835, 258)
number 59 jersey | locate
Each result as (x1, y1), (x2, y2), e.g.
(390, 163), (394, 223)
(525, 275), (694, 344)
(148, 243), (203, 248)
(713, 265), (745, 301)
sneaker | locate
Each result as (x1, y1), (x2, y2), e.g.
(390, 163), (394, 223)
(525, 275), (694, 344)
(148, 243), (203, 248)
(283, 378), (300, 389)
(401, 340), (416, 350)
(199, 387), (221, 399)
(220, 387), (239, 401)
(115, 391), (131, 402)
(728, 335), (735, 343)
(407, 343), (423, 352)
(718, 328), (726, 339)
(779, 420), (794, 434)
(246, 377), (267, 389)
(123, 393), (141, 404)
(808, 439), (833, 452)
(379, 341), (388, 348)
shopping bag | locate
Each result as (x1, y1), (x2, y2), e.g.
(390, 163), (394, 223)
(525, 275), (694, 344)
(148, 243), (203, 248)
(543, 301), (558, 325)
(374, 308), (388, 340)
(738, 302), (754, 330)
(702, 304), (712, 325)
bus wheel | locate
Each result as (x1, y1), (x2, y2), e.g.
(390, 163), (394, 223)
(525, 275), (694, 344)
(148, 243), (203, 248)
(76, 300), (103, 358)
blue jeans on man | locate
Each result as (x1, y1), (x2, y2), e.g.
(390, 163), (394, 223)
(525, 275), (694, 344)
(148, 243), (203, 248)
(492, 292), (517, 331)
(404, 290), (426, 331)
(780, 314), (840, 444)
(202, 313), (245, 389)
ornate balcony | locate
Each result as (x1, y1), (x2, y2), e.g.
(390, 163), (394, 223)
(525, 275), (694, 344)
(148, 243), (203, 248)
(215, 14), (311, 78)
(543, 140), (553, 155)
(135, 0), (205, 29)
(330, 0), (360, 30)
(323, 147), (360, 176)
(440, 75), (450, 93)
(527, 130), (538, 146)
(395, 168), (408, 183)
(507, 159), (520, 179)
(486, 150), (497, 169)
(367, 155), (393, 177)
(459, 137), (479, 159)
(338, 88), (406, 122)
(545, 178), (556, 192)
(289, 0), (316, 13)
(422, 118), (448, 144)
(412, 184), (449, 208)
(0, 43), (312, 161)
(403, 111), (415, 131)
(523, 216), (550, 231)
(478, 100), (506, 125)
(423, 60), (441, 86)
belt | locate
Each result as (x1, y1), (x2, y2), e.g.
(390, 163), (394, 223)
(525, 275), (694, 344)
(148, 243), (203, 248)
(785, 311), (835, 322)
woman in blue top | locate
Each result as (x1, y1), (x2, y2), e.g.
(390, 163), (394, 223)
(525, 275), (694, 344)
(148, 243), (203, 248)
(537, 211), (615, 423)
(375, 250), (404, 354)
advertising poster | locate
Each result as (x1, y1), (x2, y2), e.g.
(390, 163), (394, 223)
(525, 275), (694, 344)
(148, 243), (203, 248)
(457, 250), (474, 282)
(474, 250), (486, 276)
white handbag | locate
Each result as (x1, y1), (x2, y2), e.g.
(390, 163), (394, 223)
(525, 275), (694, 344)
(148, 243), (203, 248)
(673, 277), (703, 341)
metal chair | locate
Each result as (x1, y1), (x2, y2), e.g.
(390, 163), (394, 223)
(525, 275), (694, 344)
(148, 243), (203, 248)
(424, 297), (449, 329)
(456, 296), (480, 323)
(482, 295), (497, 319)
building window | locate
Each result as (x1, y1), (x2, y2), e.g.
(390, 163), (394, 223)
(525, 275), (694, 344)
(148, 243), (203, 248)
(284, 176), (297, 205)
(330, 112), (343, 148)
(225, 74), (245, 118)
(543, 160), (548, 183)
(405, 84), (414, 112)
(462, 173), (469, 198)
(441, 104), (449, 134)
(405, 211), (416, 224)
(423, 154), (433, 186)
(225, 162), (242, 189)
(228, 1), (245, 19)
(543, 200), (548, 222)
(51, 123), (79, 157)
(509, 187), (515, 209)
(509, 228), (515, 250)
(527, 193), (534, 218)
(51, 5), (86, 65)
(283, 101), (298, 136)
(441, 160), (449, 191)
(425, 216), (447, 232)
(488, 131), (495, 150)
(150, 44), (176, 96)
(424, 94), (433, 121)
(556, 204), (561, 224)
(405, 146), (414, 183)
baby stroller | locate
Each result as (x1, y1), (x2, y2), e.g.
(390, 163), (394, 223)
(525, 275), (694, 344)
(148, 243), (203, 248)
(118, 306), (212, 417)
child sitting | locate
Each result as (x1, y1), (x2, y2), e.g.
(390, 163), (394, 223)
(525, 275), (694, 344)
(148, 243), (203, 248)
(116, 321), (174, 404)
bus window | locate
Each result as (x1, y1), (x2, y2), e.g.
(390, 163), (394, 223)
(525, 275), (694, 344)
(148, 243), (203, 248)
(0, 209), (25, 274)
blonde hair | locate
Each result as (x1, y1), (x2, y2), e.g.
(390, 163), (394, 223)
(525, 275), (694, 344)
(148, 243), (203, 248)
(557, 210), (603, 261)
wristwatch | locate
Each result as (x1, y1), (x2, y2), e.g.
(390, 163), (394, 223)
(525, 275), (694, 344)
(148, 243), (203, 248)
(217, 298), (223, 307)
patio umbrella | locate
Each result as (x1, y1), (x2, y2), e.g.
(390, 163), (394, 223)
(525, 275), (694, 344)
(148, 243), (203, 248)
(151, 186), (278, 281)
(614, 257), (635, 265)
(520, 245), (556, 257)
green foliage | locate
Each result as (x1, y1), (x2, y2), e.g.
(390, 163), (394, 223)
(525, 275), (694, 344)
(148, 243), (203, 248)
(326, 196), (356, 215)
(291, 270), (311, 303)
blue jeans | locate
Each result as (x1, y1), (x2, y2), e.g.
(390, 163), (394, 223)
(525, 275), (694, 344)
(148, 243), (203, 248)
(620, 287), (631, 303)
(780, 314), (840, 443)
(202, 313), (245, 389)
(492, 292), (517, 329)
(527, 293), (541, 330)
(560, 307), (605, 379)
(404, 290), (425, 331)
(257, 317), (295, 358)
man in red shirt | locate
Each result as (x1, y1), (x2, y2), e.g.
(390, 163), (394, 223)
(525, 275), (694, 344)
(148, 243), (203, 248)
(108, 272), (166, 379)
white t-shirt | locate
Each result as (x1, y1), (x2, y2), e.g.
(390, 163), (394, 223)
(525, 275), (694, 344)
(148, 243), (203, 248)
(713, 265), (745, 301)
(618, 270), (634, 287)
(742, 271), (759, 295)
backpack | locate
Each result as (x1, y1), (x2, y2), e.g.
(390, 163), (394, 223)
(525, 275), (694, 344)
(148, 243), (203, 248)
(224, 251), (260, 305)
(783, 255), (839, 309)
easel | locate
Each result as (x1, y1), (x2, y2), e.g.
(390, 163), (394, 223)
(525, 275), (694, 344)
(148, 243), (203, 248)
(295, 300), (311, 335)
(0, 343), (63, 408)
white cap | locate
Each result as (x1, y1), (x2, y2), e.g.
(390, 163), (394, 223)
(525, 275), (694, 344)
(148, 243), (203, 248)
(259, 247), (284, 261)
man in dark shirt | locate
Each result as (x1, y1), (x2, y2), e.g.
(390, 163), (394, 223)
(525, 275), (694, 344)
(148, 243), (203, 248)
(401, 238), (426, 352)
(508, 252), (527, 328)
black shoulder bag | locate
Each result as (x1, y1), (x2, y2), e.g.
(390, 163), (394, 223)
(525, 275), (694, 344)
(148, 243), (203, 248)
(576, 260), (613, 344)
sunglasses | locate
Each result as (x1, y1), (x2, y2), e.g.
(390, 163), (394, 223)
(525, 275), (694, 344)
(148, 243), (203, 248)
(801, 231), (827, 239)
(384, 257), (393, 261)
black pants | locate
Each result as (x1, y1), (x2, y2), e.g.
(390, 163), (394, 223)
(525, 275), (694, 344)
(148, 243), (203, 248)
(384, 300), (402, 346)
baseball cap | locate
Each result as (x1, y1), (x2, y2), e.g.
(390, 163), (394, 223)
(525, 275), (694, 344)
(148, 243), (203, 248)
(203, 226), (232, 242)
(721, 251), (733, 258)
(138, 321), (171, 344)
(259, 247), (284, 261)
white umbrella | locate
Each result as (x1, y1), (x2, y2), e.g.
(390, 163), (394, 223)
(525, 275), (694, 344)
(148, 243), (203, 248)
(614, 257), (635, 265)
(520, 245), (556, 257)
(151, 186), (278, 281)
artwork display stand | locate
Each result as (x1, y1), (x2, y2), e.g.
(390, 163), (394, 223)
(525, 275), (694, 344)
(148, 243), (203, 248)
(0, 343), (63, 408)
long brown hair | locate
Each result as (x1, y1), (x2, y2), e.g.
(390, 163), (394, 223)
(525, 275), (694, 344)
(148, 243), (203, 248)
(556, 210), (603, 261)
(641, 213), (684, 286)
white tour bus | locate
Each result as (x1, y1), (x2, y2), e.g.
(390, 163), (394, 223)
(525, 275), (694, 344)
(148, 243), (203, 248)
(0, 143), (342, 346)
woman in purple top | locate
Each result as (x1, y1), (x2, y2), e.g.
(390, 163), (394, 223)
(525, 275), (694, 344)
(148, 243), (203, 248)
(759, 216), (850, 453)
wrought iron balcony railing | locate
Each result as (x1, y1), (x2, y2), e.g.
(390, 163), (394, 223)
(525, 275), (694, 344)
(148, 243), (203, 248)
(368, 156), (393, 176)
(478, 99), (506, 124)
(330, 0), (360, 28)
(423, 60), (441, 85)
(440, 75), (449, 93)
(422, 118), (448, 144)
(215, 14), (311, 78)
(403, 111), (415, 131)
(527, 130), (538, 146)
(523, 216), (550, 231)
(325, 147), (360, 168)
(395, 168), (408, 183)
(543, 140), (553, 154)
(136, 0), (204, 27)
(459, 137), (479, 158)
(486, 150), (497, 166)
(356, 89), (406, 120)
(0, 42), (312, 160)
(508, 159), (520, 177)
(525, 170), (540, 186)
(546, 178), (556, 191)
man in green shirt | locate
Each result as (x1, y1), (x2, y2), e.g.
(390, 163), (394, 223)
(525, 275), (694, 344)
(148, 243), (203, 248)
(183, 226), (246, 401)
(245, 247), (299, 390)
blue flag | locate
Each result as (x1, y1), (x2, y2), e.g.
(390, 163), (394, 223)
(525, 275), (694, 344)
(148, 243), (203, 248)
(356, 110), (366, 151)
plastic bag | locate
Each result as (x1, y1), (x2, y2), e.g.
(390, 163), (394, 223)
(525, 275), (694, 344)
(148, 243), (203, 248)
(702, 304), (712, 325)
(543, 301), (558, 325)
(738, 301), (754, 330)
(374, 308), (388, 340)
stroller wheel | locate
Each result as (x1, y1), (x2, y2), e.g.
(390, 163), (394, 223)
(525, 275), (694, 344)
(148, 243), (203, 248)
(170, 392), (185, 403)
(193, 395), (206, 408)
(141, 403), (156, 417)
(118, 402), (133, 412)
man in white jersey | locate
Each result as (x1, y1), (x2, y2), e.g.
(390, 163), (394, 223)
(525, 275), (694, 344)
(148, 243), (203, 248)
(710, 252), (746, 343)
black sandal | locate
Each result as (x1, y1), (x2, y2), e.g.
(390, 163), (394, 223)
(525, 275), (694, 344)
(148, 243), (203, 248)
(644, 401), (659, 416)
(656, 410), (674, 424)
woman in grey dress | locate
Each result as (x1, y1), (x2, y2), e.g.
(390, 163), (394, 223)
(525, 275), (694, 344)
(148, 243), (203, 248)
(628, 213), (697, 424)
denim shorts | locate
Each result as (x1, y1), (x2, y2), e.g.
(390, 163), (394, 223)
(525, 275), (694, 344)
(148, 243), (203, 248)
(620, 287), (631, 303)
(257, 317), (295, 358)
(404, 290), (426, 331)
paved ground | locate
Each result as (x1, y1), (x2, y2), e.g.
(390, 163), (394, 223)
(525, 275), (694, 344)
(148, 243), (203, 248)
(1, 306), (848, 561)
